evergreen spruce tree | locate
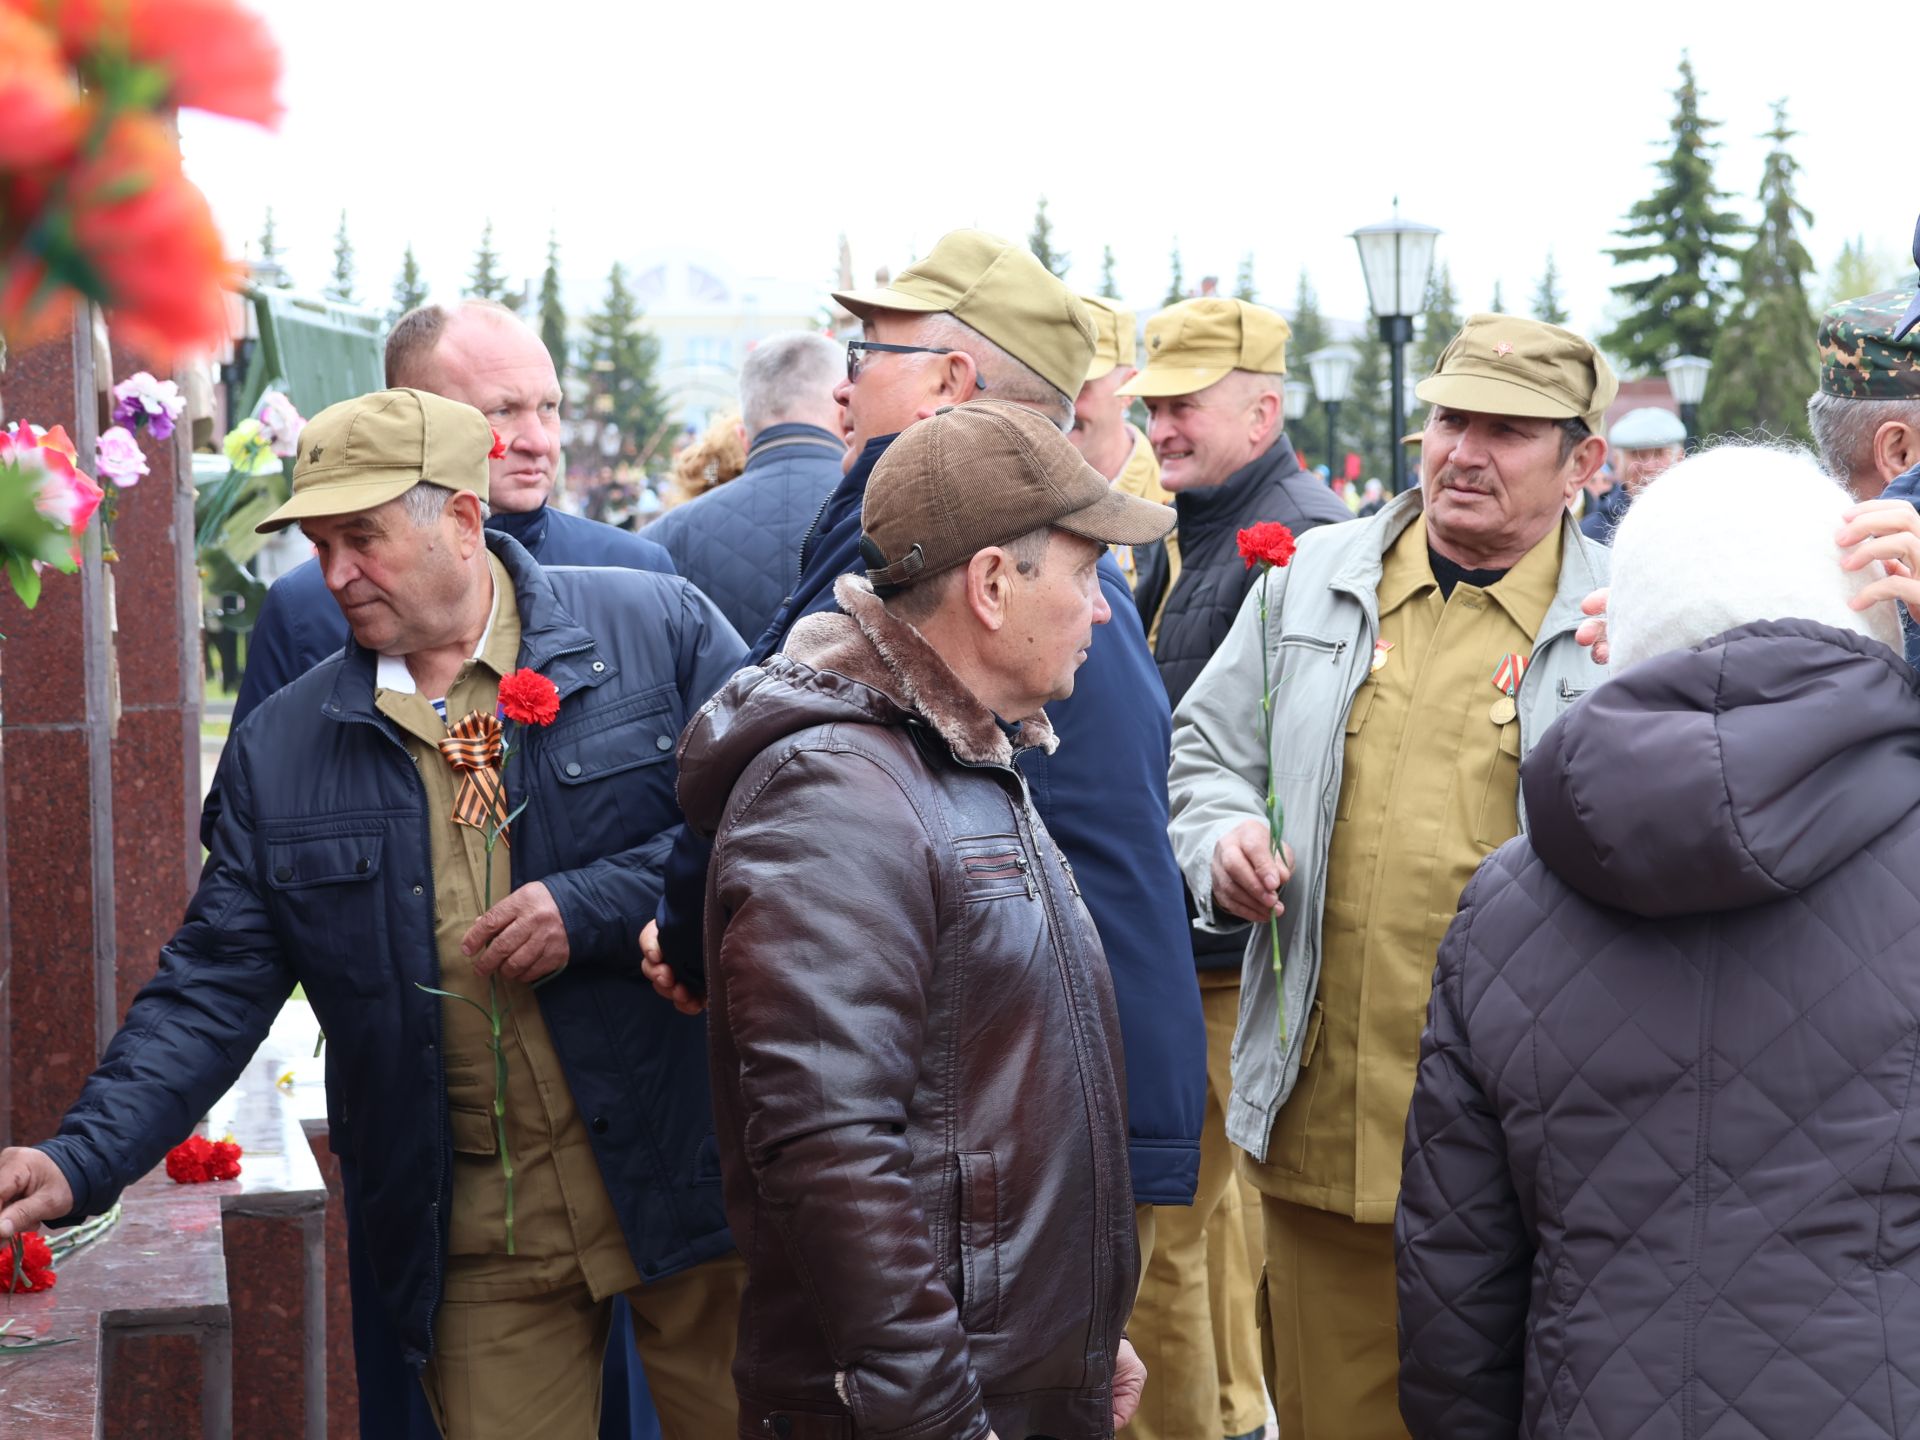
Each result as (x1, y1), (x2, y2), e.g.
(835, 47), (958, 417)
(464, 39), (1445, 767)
(1490, 280), (1505, 314)
(1028, 197), (1069, 278)
(325, 210), (356, 303)
(1826, 235), (1904, 306)
(390, 243), (428, 322)
(1415, 261), (1462, 377)
(1164, 241), (1186, 307)
(1602, 52), (1747, 372)
(1533, 252), (1570, 325)
(584, 262), (669, 467)
(1099, 244), (1119, 299)
(1234, 253), (1257, 303)
(1701, 101), (1818, 443)
(257, 206), (288, 286)
(466, 219), (506, 301)
(1345, 332), (1394, 485)
(1286, 269), (1331, 469)
(538, 232), (568, 381)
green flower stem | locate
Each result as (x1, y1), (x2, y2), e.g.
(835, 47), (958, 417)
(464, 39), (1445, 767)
(1258, 566), (1287, 1047)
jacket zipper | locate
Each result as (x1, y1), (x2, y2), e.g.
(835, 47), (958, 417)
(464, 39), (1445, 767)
(795, 489), (836, 589)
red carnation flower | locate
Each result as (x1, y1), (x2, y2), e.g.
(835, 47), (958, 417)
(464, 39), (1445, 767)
(165, 1133), (242, 1184)
(488, 427), (508, 460)
(0, 1231), (55, 1293)
(497, 668), (560, 727)
(1237, 522), (1297, 571)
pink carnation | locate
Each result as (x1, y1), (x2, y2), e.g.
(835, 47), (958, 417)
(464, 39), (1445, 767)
(95, 425), (150, 486)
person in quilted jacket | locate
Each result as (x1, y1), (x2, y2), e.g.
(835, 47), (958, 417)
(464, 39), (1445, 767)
(1397, 443), (1920, 1439)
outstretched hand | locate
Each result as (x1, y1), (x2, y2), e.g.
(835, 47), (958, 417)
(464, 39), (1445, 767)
(0, 1147), (72, 1241)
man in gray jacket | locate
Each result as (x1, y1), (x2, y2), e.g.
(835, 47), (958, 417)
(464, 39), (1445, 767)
(1167, 314), (1614, 1438)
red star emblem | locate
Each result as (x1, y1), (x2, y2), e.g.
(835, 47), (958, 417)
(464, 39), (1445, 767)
(1493, 342), (1514, 357)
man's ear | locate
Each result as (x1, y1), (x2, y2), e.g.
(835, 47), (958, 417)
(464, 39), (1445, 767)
(962, 547), (1013, 631)
(1561, 434), (1609, 501)
(448, 489), (488, 558)
(933, 351), (981, 404)
(1875, 420), (1920, 483)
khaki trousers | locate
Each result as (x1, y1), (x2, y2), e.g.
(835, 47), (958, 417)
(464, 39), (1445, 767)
(1127, 973), (1268, 1440)
(1256, 1193), (1408, 1440)
(421, 1251), (745, 1440)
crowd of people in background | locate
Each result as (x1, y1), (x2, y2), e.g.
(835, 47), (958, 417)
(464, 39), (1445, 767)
(5, 216), (1920, 1440)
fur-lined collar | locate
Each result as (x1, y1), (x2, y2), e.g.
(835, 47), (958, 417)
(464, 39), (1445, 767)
(781, 576), (1058, 768)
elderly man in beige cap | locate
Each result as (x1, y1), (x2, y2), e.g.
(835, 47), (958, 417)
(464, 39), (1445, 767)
(1072, 294), (1171, 589)
(1167, 314), (1614, 1438)
(0, 388), (750, 1440)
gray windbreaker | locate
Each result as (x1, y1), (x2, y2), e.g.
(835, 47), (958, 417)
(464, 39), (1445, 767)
(1165, 487), (1610, 1160)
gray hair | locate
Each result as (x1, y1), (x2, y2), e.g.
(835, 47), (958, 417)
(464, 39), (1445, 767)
(739, 332), (843, 437)
(1806, 390), (1920, 488)
(882, 527), (1052, 626)
(398, 481), (487, 526)
(912, 313), (1075, 432)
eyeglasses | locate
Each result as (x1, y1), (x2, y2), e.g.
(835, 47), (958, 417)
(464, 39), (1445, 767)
(844, 340), (986, 390)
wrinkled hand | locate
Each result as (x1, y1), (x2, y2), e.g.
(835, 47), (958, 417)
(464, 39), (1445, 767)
(0, 1147), (73, 1240)
(1839, 499), (1920, 624)
(1574, 586), (1610, 666)
(639, 920), (705, 1015)
(1212, 818), (1293, 926)
(464, 880), (568, 983)
(1112, 1338), (1146, 1430)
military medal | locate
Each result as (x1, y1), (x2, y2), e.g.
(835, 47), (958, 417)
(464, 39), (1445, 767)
(1489, 652), (1525, 725)
(1371, 639), (1394, 673)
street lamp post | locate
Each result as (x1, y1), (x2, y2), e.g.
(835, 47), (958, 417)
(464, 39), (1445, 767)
(1661, 354), (1712, 448)
(1306, 344), (1360, 481)
(1351, 203), (1441, 493)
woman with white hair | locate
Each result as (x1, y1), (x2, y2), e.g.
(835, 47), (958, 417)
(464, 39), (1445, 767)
(1396, 443), (1920, 1439)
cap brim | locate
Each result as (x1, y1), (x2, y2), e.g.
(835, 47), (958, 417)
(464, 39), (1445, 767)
(1116, 364), (1233, 399)
(1053, 486), (1177, 549)
(831, 286), (948, 323)
(1896, 292), (1920, 342)
(1400, 431), (1423, 446)
(1414, 372), (1581, 422)
(1081, 356), (1119, 385)
(255, 473), (425, 533)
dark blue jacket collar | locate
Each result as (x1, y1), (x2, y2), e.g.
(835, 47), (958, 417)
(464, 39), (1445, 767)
(745, 423), (845, 469)
(485, 502), (549, 552)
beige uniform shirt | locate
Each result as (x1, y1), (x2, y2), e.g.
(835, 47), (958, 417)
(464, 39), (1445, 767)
(1247, 515), (1563, 1222)
(376, 554), (640, 1301)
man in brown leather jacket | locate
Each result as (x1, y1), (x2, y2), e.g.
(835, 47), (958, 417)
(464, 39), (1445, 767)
(678, 400), (1175, 1440)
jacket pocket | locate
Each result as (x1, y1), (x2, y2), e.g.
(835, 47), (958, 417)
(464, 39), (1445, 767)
(538, 685), (681, 859)
(263, 827), (391, 996)
(954, 1151), (1002, 1333)
(447, 1104), (496, 1156)
(736, 1394), (853, 1439)
(1473, 718), (1525, 849)
(956, 836), (1034, 902)
(1334, 683), (1377, 822)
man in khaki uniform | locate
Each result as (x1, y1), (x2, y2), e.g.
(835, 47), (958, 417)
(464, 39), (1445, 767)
(1167, 315), (1615, 1437)
(1072, 294), (1174, 590)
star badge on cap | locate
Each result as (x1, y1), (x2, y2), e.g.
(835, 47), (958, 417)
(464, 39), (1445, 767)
(307, 444), (324, 464)
(1493, 342), (1514, 357)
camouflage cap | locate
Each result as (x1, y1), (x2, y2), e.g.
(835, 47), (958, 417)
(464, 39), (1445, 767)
(1817, 289), (1920, 399)
(1897, 213), (1920, 341)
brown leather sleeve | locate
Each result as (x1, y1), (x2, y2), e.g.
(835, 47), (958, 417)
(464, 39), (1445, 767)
(714, 741), (991, 1439)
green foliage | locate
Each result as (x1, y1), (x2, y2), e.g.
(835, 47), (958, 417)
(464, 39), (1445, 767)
(1286, 269), (1331, 469)
(466, 219), (506, 301)
(0, 465), (75, 608)
(1490, 280), (1505, 314)
(1415, 261), (1461, 378)
(1533, 252), (1570, 325)
(1099, 244), (1119, 299)
(1826, 235), (1908, 307)
(1234, 253), (1257, 303)
(1701, 101), (1818, 444)
(325, 210), (356, 304)
(391, 242), (428, 322)
(1028, 197), (1069, 279)
(257, 206), (289, 286)
(538, 232), (567, 381)
(1164, 241), (1186, 308)
(584, 262), (670, 468)
(1602, 52), (1747, 372)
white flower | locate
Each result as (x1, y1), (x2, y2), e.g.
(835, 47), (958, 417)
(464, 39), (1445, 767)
(94, 426), (150, 487)
(254, 392), (306, 459)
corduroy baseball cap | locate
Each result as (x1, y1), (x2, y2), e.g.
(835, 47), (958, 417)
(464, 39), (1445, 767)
(1079, 294), (1138, 385)
(861, 400), (1174, 594)
(832, 230), (1095, 399)
(1415, 314), (1617, 433)
(1117, 297), (1291, 399)
(256, 388), (493, 533)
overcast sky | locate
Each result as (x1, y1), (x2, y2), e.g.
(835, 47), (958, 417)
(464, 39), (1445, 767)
(180, 0), (1916, 350)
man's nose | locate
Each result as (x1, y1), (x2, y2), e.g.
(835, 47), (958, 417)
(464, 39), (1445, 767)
(1146, 409), (1175, 448)
(321, 549), (359, 592)
(511, 416), (553, 455)
(1091, 582), (1112, 626)
(831, 376), (854, 409)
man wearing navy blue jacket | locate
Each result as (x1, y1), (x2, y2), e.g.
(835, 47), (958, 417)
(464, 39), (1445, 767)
(234, 300), (676, 728)
(644, 231), (1207, 1233)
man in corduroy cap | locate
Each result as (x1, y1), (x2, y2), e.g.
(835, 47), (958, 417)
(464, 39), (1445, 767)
(679, 400), (1172, 1440)
(1168, 315), (1615, 1437)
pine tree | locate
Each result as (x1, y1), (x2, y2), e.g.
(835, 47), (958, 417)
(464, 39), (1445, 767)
(1826, 235), (1905, 306)
(1602, 52), (1747, 372)
(1490, 280), (1505, 315)
(1415, 261), (1462, 377)
(257, 206), (288, 286)
(466, 219), (506, 301)
(1099, 244), (1119, 299)
(325, 210), (356, 304)
(1234, 253), (1258, 303)
(1532, 252), (1570, 325)
(1344, 331), (1394, 485)
(1028, 197), (1069, 279)
(537, 232), (567, 381)
(1164, 241), (1186, 307)
(584, 262), (669, 467)
(1701, 101), (1818, 444)
(390, 243), (428, 322)
(1286, 269), (1332, 469)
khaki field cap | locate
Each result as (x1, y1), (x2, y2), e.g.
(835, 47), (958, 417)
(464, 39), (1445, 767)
(861, 400), (1175, 594)
(831, 229), (1095, 399)
(1415, 313), (1619, 434)
(1079, 295), (1137, 385)
(1118, 297), (1291, 399)
(256, 388), (494, 533)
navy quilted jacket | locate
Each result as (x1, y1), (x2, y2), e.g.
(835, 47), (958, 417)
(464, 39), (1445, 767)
(1398, 618), (1920, 1440)
(641, 423), (846, 644)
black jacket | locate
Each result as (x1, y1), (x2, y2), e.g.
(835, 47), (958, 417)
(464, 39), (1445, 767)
(642, 422), (846, 644)
(43, 535), (746, 1367)
(1398, 619), (1920, 1439)
(1577, 483), (1630, 544)
(1137, 434), (1350, 968)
